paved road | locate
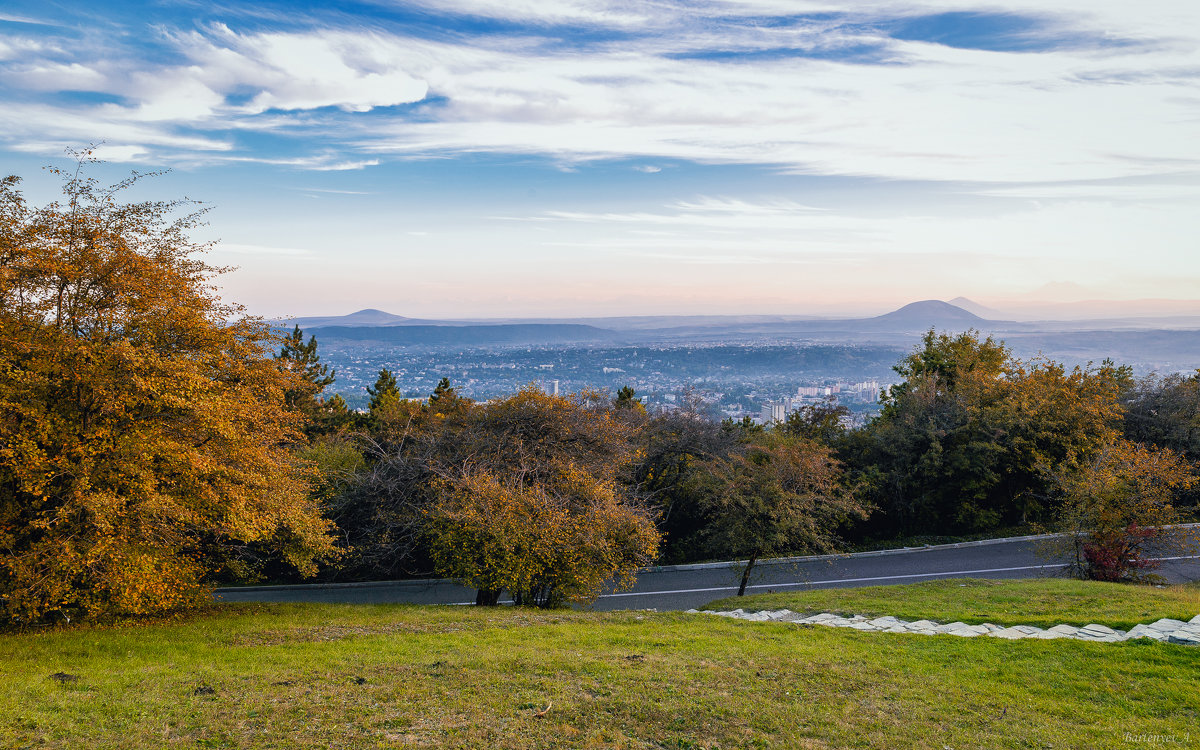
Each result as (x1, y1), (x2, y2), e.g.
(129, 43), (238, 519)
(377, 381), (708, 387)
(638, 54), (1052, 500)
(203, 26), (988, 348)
(216, 533), (1200, 612)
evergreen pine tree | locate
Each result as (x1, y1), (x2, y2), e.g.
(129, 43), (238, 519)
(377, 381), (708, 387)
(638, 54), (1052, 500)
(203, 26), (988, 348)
(614, 385), (646, 415)
(276, 325), (336, 413)
(430, 377), (456, 405)
(368, 368), (401, 413)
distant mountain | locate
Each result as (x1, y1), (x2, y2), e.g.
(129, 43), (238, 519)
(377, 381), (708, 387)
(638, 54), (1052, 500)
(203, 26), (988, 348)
(286, 309), (447, 328)
(281, 299), (1200, 354)
(867, 300), (988, 330)
(948, 297), (1003, 319)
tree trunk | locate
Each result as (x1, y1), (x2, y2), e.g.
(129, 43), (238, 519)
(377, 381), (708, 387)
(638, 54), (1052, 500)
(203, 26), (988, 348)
(737, 551), (758, 597)
(475, 588), (501, 606)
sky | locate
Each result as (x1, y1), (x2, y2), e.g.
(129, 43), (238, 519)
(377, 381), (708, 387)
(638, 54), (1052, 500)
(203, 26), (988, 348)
(1, 0), (1198, 318)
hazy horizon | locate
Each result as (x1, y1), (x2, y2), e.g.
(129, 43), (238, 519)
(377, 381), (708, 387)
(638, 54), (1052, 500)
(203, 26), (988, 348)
(3, 1), (1198, 318)
(281, 296), (1200, 324)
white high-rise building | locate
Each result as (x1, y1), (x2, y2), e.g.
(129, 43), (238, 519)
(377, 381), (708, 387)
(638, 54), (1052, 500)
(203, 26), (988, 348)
(761, 400), (789, 424)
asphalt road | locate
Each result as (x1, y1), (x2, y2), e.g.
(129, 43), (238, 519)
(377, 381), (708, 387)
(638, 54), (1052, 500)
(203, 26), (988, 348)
(216, 533), (1200, 611)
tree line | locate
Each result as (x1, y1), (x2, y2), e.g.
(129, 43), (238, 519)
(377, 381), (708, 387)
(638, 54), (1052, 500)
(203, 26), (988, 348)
(2, 161), (1196, 625)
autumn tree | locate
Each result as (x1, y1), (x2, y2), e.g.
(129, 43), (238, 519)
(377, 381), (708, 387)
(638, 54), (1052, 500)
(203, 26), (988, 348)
(680, 431), (866, 595)
(1122, 371), (1200, 509)
(846, 330), (1128, 536)
(1054, 440), (1196, 582)
(1122, 372), (1200, 495)
(629, 404), (737, 563)
(427, 468), (658, 607)
(422, 387), (659, 606)
(0, 158), (336, 623)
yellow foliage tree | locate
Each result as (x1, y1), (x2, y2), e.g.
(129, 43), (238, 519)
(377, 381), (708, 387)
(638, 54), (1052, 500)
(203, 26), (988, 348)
(422, 387), (659, 606)
(684, 431), (866, 596)
(1055, 439), (1196, 582)
(0, 157), (336, 623)
(427, 471), (658, 607)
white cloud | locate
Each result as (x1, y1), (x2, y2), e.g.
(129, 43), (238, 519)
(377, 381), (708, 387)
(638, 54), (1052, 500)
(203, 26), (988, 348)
(675, 197), (829, 214)
(118, 75), (225, 122)
(202, 29), (429, 114)
(351, 32), (1200, 183)
(1, 3), (1198, 186)
(0, 35), (59, 61)
(14, 62), (106, 89)
(307, 158), (380, 171)
(0, 103), (233, 155)
(387, 0), (651, 26)
(516, 194), (1200, 273)
(88, 144), (149, 161)
(0, 25), (429, 163)
(970, 182), (1200, 201)
(0, 13), (60, 25)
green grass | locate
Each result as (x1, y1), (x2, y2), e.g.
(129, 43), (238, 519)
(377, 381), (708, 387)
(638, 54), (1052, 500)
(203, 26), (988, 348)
(705, 577), (1200, 630)
(1, 579), (1197, 749)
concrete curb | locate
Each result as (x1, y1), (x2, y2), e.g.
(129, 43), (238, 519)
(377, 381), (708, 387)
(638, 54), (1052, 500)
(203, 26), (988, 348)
(645, 533), (1055, 573)
(216, 578), (463, 594)
(651, 523), (1200, 573)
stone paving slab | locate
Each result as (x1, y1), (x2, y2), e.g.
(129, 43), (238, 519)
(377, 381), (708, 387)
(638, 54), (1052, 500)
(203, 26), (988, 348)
(804, 613), (838, 624)
(688, 608), (1200, 645)
(991, 627), (1030, 639)
(1081, 623), (1119, 636)
(935, 621), (970, 633)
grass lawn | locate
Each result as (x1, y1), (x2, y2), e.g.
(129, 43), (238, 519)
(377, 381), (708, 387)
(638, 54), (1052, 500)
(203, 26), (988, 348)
(1, 578), (1197, 749)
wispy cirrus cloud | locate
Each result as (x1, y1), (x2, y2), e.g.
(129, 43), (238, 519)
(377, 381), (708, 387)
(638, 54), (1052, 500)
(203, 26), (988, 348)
(0, 0), (1197, 190)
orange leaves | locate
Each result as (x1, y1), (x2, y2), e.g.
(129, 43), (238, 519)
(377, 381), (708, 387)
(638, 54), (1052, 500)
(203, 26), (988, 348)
(0, 161), (336, 624)
(427, 472), (658, 607)
(687, 432), (865, 562)
(420, 387), (659, 607)
(868, 329), (1139, 533)
(1055, 439), (1197, 582)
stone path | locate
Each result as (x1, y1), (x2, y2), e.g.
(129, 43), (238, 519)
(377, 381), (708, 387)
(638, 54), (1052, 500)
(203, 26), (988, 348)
(687, 609), (1200, 645)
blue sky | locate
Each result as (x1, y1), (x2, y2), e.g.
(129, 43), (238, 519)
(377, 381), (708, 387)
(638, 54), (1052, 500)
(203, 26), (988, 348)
(2, 0), (1198, 318)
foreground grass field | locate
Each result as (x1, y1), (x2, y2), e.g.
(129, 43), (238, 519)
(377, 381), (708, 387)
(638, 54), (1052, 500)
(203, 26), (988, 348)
(2, 579), (1198, 749)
